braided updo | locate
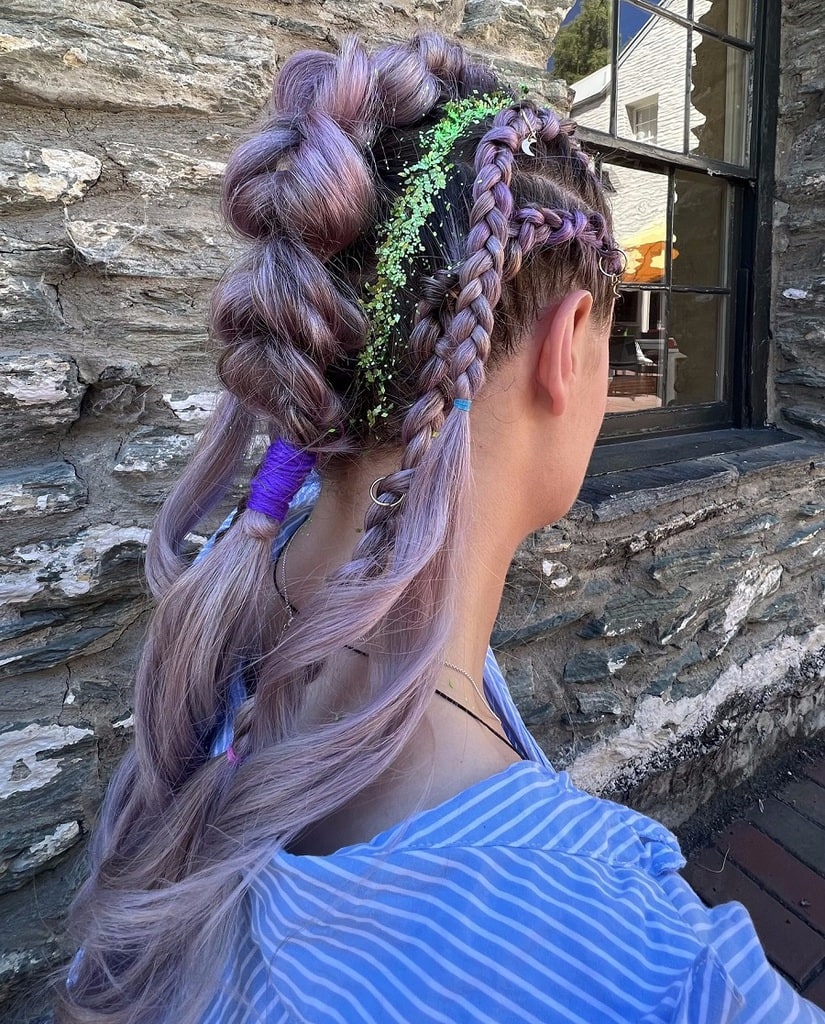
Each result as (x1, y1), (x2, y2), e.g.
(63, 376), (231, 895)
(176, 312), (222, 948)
(203, 35), (619, 569)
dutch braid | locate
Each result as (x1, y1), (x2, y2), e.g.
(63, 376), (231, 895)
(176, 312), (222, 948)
(325, 43), (506, 577)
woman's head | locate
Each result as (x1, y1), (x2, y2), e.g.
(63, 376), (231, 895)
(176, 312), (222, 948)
(211, 35), (618, 455)
(59, 34), (620, 1024)
(183, 33), (621, 582)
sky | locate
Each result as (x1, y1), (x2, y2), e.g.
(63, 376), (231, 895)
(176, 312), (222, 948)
(547, 1), (661, 72)
(561, 1), (660, 46)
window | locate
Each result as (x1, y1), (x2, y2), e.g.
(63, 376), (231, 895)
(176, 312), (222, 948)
(628, 97), (659, 142)
(551, 0), (777, 439)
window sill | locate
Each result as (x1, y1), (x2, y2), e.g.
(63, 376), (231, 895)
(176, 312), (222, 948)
(577, 428), (824, 523)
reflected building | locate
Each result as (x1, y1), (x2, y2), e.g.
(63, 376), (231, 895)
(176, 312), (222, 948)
(561, 0), (750, 415)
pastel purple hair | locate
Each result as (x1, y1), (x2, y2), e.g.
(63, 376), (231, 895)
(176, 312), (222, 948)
(57, 32), (620, 1024)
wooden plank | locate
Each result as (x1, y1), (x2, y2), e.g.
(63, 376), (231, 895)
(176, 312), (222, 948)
(746, 798), (825, 875)
(715, 821), (825, 936)
(801, 968), (825, 1012)
(781, 780), (825, 829)
(684, 849), (825, 986)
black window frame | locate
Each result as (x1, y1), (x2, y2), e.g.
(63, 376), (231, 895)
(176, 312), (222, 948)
(566, 0), (780, 442)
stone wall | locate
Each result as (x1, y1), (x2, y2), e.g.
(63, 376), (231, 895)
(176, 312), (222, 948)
(774, 0), (825, 433)
(498, 433), (825, 827)
(1, 0), (824, 1020)
(0, 1), (571, 1016)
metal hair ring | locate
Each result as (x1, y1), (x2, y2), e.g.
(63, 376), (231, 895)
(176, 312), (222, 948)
(369, 478), (405, 509)
(598, 249), (628, 298)
(598, 248), (628, 277)
(520, 108), (538, 156)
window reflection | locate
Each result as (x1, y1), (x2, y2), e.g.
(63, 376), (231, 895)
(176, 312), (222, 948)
(689, 33), (750, 163)
(669, 293), (727, 404)
(550, 0), (613, 112)
(602, 163), (732, 413)
(615, 3), (688, 152)
(604, 164), (670, 285)
(569, 0), (752, 166)
(557, 0), (748, 423)
(603, 165), (670, 413)
(694, 0), (753, 42)
(561, 0), (614, 135)
(607, 290), (727, 412)
(672, 170), (729, 287)
(607, 290), (673, 413)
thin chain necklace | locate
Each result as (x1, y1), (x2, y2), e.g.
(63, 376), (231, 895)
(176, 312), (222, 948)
(274, 521), (521, 758)
(444, 661), (496, 720)
(441, 662), (520, 756)
(275, 519), (302, 628)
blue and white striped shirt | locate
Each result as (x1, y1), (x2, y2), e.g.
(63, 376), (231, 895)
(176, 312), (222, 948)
(202, 727), (823, 1022)
(200, 492), (824, 1024)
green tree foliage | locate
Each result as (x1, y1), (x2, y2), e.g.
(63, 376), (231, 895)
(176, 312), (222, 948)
(552, 0), (610, 83)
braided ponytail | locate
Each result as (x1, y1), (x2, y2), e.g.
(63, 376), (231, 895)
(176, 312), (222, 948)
(60, 33), (623, 1024)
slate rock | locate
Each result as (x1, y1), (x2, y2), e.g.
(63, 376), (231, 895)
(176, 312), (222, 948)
(0, 461), (86, 518)
(580, 587), (689, 639)
(0, 142), (101, 206)
(644, 642), (704, 695)
(563, 643), (641, 683)
(0, 354), (84, 432)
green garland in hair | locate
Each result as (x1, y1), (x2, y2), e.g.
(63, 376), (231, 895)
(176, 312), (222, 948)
(357, 92), (511, 428)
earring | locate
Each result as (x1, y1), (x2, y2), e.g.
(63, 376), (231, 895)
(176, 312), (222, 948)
(520, 109), (538, 156)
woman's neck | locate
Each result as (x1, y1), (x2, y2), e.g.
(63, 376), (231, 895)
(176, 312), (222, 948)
(277, 451), (534, 855)
(282, 457), (519, 695)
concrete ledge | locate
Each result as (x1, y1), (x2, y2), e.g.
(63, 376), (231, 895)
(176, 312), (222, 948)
(580, 430), (824, 522)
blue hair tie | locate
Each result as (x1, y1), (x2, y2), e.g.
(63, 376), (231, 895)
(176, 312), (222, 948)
(453, 398), (472, 412)
(247, 439), (316, 522)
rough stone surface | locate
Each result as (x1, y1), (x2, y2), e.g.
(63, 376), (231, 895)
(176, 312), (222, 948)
(0, 1), (824, 1019)
(0, 355), (84, 437)
(0, 142), (101, 206)
(775, 0), (825, 430)
(459, 0), (570, 66)
(0, 461), (86, 519)
(563, 643), (641, 684)
(570, 690), (623, 721)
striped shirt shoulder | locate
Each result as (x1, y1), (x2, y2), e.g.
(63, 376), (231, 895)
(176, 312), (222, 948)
(203, 761), (825, 1023)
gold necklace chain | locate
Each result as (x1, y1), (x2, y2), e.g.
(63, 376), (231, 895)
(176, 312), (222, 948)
(276, 518), (303, 629)
(443, 660), (498, 721)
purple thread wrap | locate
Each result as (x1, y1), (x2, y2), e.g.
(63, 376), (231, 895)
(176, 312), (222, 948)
(226, 744), (240, 766)
(247, 439), (316, 522)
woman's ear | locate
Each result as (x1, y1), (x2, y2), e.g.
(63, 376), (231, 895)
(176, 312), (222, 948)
(535, 289), (594, 417)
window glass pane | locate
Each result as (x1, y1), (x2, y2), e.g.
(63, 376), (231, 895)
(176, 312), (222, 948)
(617, 4), (688, 153)
(624, 0), (690, 23)
(669, 292), (727, 404)
(603, 163), (671, 416)
(694, 0), (753, 42)
(560, 0), (614, 134)
(603, 163), (670, 286)
(606, 291), (728, 413)
(689, 34), (750, 163)
(607, 290), (670, 413)
(672, 170), (729, 287)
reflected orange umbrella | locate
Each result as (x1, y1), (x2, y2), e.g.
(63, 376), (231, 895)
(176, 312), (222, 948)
(618, 222), (678, 284)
